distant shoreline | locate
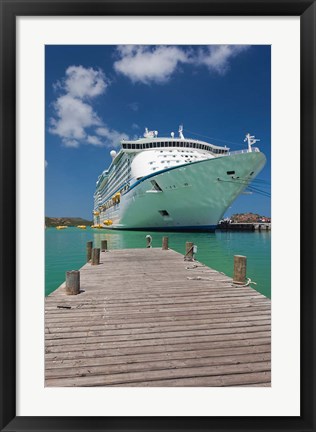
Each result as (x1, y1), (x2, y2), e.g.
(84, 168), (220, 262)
(45, 217), (92, 228)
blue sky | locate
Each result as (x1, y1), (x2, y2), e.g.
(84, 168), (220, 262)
(45, 45), (271, 220)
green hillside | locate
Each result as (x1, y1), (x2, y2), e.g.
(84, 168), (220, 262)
(45, 217), (92, 227)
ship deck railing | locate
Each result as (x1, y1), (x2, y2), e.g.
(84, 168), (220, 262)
(226, 147), (260, 156)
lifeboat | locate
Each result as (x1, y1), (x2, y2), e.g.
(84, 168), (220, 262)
(112, 192), (121, 204)
(103, 219), (113, 226)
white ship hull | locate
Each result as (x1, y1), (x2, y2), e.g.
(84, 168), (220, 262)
(94, 152), (266, 231)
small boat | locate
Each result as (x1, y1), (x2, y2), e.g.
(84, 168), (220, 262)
(56, 226), (68, 230)
(77, 225), (87, 229)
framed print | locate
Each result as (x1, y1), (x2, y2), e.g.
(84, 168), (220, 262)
(0, 0), (315, 431)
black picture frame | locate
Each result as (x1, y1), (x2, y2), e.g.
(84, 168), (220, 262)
(0, 1), (315, 431)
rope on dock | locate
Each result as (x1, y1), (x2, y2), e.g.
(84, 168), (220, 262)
(233, 278), (257, 287)
(185, 264), (205, 269)
(187, 276), (213, 281)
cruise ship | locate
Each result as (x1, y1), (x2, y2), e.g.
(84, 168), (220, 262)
(93, 126), (266, 231)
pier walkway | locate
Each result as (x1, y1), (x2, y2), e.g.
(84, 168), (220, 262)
(45, 248), (271, 387)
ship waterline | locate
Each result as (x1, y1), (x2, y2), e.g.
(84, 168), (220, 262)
(93, 128), (266, 231)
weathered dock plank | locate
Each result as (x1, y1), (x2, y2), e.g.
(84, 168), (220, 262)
(45, 248), (271, 387)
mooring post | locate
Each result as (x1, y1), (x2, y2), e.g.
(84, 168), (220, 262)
(184, 241), (194, 261)
(91, 248), (100, 265)
(65, 270), (80, 295)
(233, 255), (247, 284)
(101, 240), (108, 252)
(162, 236), (169, 250)
(146, 235), (152, 248)
(86, 241), (93, 262)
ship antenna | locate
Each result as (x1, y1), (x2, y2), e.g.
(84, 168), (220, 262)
(179, 125), (184, 139)
(244, 133), (260, 152)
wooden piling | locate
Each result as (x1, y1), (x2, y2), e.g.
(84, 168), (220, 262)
(184, 242), (194, 261)
(233, 255), (247, 284)
(65, 270), (80, 295)
(86, 241), (93, 262)
(101, 240), (108, 252)
(162, 236), (169, 250)
(91, 248), (100, 265)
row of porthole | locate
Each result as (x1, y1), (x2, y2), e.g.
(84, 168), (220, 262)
(158, 154), (198, 158)
(151, 160), (194, 171)
(150, 158), (194, 165)
(159, 149), (197, 154)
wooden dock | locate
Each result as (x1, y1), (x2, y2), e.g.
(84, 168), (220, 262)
(45, 247), (271, 387)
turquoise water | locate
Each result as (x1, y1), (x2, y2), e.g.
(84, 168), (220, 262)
(45, 228), (271, 298)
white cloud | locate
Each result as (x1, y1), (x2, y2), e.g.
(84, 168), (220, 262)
(86, 135), (103, 146)
(49, 65), (127, 148)
(64, 65), (108, 99)
(197, 45), (250, 74)
(114, 45), (190, 84)
(114, 45), (250, 83)
(62, 138), (80, 148)
(132, 123), (140, 129)
(45, 160), (48, 168)
(96, 127), (129, 147)
(49, 94), (101, 145)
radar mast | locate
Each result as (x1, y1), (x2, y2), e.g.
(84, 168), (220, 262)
(244, 133), (260, 152)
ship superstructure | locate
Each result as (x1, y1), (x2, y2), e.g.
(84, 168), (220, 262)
(93, 127), (266, 231)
